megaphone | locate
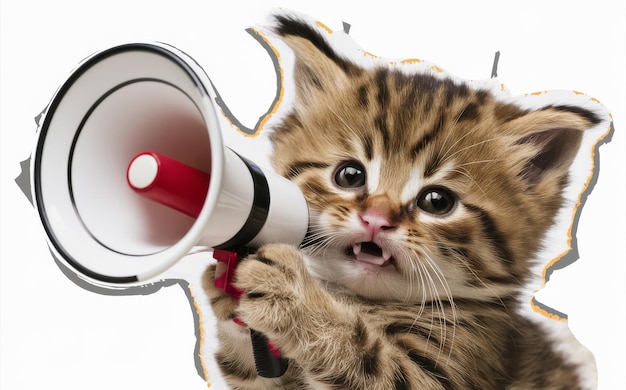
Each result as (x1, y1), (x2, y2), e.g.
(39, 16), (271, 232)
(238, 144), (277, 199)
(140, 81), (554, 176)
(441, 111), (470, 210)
(31, 42), (309, 287)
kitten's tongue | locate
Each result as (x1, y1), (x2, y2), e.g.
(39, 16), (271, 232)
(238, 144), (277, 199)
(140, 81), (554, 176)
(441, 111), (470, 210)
(352, 242), (392, 266)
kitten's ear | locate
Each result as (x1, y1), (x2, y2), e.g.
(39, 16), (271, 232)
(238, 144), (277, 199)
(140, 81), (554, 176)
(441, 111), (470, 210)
(504, 105), (601, 189)
(273, 15), (360, 105)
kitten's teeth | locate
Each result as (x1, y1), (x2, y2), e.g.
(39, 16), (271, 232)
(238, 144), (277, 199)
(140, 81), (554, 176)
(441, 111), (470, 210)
(382, 247), (391, 261)
(353, 242), (362, 255)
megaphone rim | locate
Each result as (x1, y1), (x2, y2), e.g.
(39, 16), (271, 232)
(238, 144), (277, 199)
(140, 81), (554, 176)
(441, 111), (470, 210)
(32, 42), (225, 286)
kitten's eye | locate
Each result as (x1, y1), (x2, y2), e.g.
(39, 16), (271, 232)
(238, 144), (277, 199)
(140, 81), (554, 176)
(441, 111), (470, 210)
(334, 161), (366, 189)
(416, 187), (455, 215)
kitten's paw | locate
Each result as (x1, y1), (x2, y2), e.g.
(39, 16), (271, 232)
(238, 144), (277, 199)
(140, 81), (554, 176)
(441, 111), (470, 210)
(234, 244), (316, 335)
(201, 264), (239, 322)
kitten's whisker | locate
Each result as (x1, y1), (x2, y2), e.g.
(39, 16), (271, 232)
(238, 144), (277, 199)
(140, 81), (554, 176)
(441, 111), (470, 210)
(449, 251), (509, 310)
(438, 105), (499, 165)
(306, 236), (339, 257)
(421, 251), (458, 365)
(411, 257), (438, 348)
(412, 254), (446, 351)
(401, 250), (428, 317)
(301, 225), (344, 258)
(451, 167), (489, 197)
(328, 107), (371, 155)
(438, 104), (470, 159)
(442, 136), (503, 165)
(455, 158), (503, 168)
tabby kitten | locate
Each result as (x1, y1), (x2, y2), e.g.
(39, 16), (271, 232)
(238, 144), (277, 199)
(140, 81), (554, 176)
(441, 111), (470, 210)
(202, 14), (601, 390)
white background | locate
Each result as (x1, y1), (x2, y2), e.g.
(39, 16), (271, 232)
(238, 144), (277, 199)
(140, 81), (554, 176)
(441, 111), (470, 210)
(1, 1), (624, 389)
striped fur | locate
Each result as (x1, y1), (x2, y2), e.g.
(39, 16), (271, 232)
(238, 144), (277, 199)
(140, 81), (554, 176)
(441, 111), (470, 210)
(202, 13), (600, 389)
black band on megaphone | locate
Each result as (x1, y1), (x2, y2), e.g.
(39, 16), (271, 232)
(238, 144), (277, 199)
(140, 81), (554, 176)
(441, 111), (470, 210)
(214, 154), (270, 250)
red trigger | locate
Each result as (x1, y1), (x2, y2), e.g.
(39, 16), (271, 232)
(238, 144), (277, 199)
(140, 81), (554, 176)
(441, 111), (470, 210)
(213, 249), (244, 301)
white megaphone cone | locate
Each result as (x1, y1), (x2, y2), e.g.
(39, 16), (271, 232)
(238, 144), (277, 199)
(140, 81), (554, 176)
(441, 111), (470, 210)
(31, 42), (309, 287)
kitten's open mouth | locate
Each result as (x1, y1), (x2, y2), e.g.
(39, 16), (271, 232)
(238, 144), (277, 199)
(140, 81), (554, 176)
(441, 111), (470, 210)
(345, 242), (394, 267)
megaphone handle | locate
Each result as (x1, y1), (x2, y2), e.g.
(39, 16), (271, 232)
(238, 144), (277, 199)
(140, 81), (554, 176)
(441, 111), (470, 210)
(250, 329), (289, 378)
(213, 249), (289, 378)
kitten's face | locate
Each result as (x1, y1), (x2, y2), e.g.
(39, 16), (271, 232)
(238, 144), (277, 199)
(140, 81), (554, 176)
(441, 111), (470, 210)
(270, 28), (597, 304)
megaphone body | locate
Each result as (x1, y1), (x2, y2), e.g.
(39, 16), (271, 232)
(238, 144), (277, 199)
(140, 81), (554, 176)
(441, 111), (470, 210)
(31, 42), (309, 287)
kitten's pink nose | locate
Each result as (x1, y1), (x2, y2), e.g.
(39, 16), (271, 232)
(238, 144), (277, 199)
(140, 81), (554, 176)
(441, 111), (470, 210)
(359, 210), (395, 239)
